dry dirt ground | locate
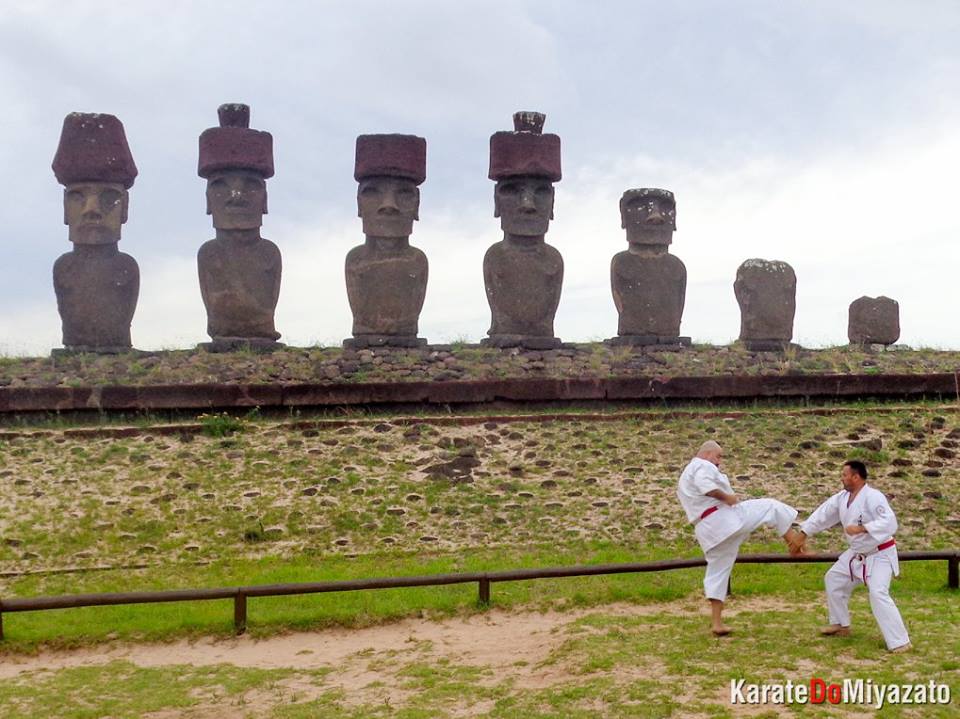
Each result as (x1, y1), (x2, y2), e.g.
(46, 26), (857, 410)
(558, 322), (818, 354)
(0, 597), (793, 717)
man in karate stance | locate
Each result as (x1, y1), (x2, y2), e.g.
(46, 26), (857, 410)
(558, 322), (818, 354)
(796, 460), (911, 652)
(678, 441), (806, 636)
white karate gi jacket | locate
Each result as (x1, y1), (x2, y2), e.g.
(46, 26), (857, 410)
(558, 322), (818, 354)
(677, 457), (744, 552)
(800, 484), (900, 577)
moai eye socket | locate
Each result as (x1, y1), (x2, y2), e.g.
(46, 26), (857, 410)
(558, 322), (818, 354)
(498, 182), (520, 198)
(241, 176), (264, 193)
(99, 188), (122, 212)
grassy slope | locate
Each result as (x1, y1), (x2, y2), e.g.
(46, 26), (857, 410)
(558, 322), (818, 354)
(1, 403), (958, 716)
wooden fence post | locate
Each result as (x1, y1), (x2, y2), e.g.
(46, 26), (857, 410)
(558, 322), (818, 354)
(478, 578), (490, 605)
(234, 592), (247, 634)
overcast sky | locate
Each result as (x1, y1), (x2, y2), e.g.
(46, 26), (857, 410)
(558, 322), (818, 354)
(2, 1), (959, 355)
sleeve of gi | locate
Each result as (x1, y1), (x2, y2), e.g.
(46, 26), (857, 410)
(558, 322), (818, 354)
(862, 490), (898, 541)
(799, 491), (842, 537)
(690, 462), (723, 495)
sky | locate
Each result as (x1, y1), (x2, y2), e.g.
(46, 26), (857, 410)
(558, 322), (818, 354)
(1, 0), (959, 355)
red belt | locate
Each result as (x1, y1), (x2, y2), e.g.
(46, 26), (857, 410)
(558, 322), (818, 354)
(849, 538), (896, 584)
(700, 506), (718, 521)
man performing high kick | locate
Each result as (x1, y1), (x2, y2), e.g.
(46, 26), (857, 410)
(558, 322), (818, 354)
(677, 440), (806, 636)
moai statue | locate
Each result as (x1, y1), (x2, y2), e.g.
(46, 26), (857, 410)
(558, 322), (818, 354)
(607, 188), (690, 347)
(848, 296), (900, 345)
(344, 134), (428, 348)
(482, 111), (563, 349)
(197, 104), (282, 351)
(51, 113), (140, 354)
(734, 259), (797, 351)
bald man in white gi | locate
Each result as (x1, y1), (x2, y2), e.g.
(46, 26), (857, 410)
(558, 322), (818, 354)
(678, 440), (806, 635)
(797, 459), (911, 652)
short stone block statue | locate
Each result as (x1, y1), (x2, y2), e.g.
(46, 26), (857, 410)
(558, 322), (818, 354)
(734, 259), (797, 351)
(51, 112), (140, 353)
(482, 111), (563, 349)
(197, 104), (282, 351)
(848, 296), (900, 345)
(607, 188), (689, 347)
(344, 133), (428, 348)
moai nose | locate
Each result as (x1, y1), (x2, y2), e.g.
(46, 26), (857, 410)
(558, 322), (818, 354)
(81, 194), (101, 216)
(519, 190), (537, 209)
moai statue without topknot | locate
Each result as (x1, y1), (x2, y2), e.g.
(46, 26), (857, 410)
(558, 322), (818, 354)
(51, 112), (140, 354)
(734, 258), (797, 351)
(197, 104), (282, 351)
(344, 134), (429, 348)
(482, 111), (563, 349)
(848, 296), (900, 346)
(606, 188), (690, 347)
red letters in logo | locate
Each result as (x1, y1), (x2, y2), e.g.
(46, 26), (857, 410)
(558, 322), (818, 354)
(810, 678), (841, 704)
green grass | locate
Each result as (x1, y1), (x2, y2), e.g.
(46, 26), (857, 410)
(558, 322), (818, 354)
(1, 540), (955, 651)
(2, 581), (957, 717)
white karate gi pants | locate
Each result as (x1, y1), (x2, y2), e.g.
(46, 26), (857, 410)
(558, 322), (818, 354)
(702, 498), (797, 602)
(824, 549), (910, 650)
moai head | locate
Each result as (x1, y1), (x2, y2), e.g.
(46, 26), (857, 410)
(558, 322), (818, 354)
(489, 111), (561, 237)
(198, 104), (273, 234)
(620, 188), (676, 248)
(52, 113), (137, 245)
(354, 134), (426, 238)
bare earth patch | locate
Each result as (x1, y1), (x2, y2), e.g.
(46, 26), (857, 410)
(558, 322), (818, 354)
(0, 597), (813, 716)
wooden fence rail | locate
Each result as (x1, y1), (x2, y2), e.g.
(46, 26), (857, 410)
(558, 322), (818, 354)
(1, 550), (956, 640)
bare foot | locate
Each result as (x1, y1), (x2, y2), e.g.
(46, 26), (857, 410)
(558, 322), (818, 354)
(711, 625), (733, 636)
(819, 624), (851, 637)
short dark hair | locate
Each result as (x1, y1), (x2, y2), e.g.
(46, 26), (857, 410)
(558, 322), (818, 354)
(844, 460), (868, 480)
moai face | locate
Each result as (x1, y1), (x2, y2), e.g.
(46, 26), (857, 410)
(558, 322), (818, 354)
(494, 176), (554, 237)
(621, 191), (675, 247)
(206, 169), (267, 231)
(357, 176), (420, 237)
(63, 182), (128, 245)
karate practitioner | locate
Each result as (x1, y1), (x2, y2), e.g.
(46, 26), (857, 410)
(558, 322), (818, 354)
(796, 460), (911, 652)
(677, 440), (806, 636)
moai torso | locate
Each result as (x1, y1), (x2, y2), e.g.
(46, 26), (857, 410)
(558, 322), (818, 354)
(346, 239), (428, 337)
(848, 296), (899, 345)
(611, 249), (686, 337)
(484, 239), (563, 337)
(735, 259), (796, 344)
(198, 237), (281, 340)
(53, 246), (139, 348)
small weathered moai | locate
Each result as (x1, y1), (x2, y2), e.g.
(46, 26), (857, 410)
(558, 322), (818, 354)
(848, 296), (900, 345)
(344, 134), (428, 348)
(51, 112), (140, 354)
(197, 104), (282, 351)
(482, 111), (563, 349)
(734, 259), (797, 351)
(607, 188), (690, 347)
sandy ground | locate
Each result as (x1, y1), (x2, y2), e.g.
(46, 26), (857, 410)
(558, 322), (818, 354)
(0, 597), (811, 718)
